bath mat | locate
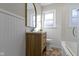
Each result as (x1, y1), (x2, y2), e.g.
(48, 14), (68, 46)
(46, 48), (62, 56)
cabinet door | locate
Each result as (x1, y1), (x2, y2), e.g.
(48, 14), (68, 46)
(35, 34), (41, 56)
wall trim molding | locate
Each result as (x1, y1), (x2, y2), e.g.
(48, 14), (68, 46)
(0, 9), (25, 20)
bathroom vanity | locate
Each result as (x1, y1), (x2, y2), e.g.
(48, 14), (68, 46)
(26, 32), (47, 56)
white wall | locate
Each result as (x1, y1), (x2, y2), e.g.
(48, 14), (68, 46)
(42, 4), (63, 40)
(61, 3), (79, 42)
(35, 3), (42, 14)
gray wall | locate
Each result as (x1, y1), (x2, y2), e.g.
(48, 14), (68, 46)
(0, 3), (25, 17)
(0, 3), (25, 56)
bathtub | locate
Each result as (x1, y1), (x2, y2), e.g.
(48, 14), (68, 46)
(47, 39), (77, 56)
(62, 41), (77, 56)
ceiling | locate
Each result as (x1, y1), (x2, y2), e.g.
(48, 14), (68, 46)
(39, 3), (52, 7)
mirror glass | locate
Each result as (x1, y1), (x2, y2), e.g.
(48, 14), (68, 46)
(27, 3), (35, 28)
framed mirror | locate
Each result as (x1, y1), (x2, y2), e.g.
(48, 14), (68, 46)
(25, 3), (37, 32)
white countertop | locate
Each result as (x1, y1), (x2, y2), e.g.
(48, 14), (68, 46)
(26, 31), (46, 33)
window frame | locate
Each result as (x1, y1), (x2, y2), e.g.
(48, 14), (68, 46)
(70, 8), (79, 27)
(43, 9), (56, 29)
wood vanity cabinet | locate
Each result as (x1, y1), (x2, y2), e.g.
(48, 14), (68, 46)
(26, 32), (47, 56)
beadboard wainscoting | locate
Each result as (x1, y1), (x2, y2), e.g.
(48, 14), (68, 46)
(0, 9), (25, 56)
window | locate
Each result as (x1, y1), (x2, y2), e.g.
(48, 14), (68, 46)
(32, 15), (41, 30)
(43, 10), (56, 28)
(71, 9), (79, 27)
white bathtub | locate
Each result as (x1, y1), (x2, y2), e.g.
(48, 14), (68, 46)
(47, 39), (77, 56)
(47, 39), (66, 56)
(62, 41), (77, 56)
